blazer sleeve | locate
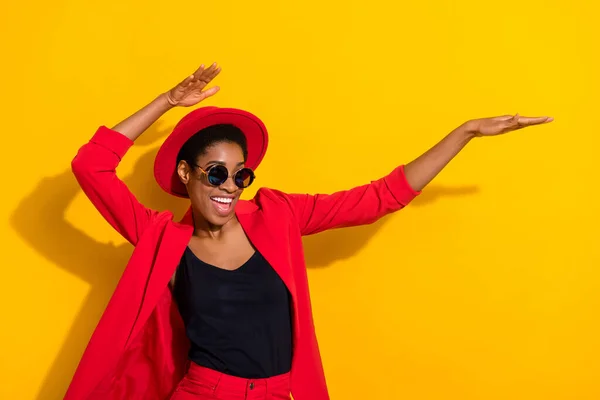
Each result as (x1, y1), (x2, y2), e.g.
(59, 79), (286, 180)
(273, 165), (420, 236)
(71, 126), (159, 245)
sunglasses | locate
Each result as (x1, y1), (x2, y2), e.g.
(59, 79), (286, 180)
(192, 163), (255, 189)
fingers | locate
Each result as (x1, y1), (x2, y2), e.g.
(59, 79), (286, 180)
(500, 114), (553, 131)
(498, 114), (519, 130)
(178, 74), (195, 88)
(191, 64), (206, 80)
(190, 62), (219, 82)
(492, 115), (514, 121)
(198, 62), (221, 83)
(517, 116), (554, 125)
(493, 114), (554, 126)
(208, 65), (222, 80)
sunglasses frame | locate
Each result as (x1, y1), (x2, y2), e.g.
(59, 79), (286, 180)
(191, 163), (255, 189)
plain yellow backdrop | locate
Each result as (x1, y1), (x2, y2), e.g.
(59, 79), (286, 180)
(1, 1), (599, 399)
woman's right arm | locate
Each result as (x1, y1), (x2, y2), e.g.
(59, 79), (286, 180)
(71, 63), (221, 245)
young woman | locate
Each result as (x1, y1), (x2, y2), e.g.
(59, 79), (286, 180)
(65, 62), (552, 400)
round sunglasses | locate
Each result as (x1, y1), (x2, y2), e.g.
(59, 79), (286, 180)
(192, 163), (255, 189)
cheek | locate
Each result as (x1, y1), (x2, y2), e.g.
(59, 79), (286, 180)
(189, 191), (212, 216)
(187, 179), (210, 200)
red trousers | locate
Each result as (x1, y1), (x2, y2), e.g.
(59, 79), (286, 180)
(169, 362), (291, 400)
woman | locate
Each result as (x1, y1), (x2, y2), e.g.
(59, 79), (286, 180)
(65, 62), (552, 400)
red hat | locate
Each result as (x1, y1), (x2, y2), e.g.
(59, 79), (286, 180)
(154, 106), (269, 198)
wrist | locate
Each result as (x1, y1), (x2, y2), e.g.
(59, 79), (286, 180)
(458, 120), (480, 139)
(158, 92), (177, 110)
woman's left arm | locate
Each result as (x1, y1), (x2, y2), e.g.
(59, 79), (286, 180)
(275, 114), (553, 236)
(404, 114), (553, 191)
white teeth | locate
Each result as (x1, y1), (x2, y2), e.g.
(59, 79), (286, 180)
(211, 197), (233, 204)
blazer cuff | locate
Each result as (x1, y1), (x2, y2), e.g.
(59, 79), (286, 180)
(89, 126), (135, 159)
(383, 164), (421, 206)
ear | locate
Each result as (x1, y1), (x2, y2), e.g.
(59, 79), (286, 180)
(177, 160), (192, 185)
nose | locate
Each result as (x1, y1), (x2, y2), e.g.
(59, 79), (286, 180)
(219, 176), (238, 193)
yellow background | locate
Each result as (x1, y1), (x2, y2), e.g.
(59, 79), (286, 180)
(1, 1), (599, 399)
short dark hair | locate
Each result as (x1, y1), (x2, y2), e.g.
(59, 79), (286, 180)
(176, 124), (248, 168)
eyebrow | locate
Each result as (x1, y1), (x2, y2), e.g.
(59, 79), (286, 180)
(205, 161), (245, 167)
(205, 161), (226, 166)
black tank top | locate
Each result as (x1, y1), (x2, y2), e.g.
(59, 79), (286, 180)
(172, 246), (293, 379)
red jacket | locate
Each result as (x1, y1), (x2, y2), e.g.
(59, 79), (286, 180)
(64, 126), (419, 400)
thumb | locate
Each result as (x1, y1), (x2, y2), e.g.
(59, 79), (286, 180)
(202, 86), (220, 98)
(505, 113), (520, 126)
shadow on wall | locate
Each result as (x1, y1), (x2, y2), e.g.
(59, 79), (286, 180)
(10, 122), (183, 400)
(10, 121), (479, 399)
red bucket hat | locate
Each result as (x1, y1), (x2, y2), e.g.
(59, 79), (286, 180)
(154, 106), (269, 198)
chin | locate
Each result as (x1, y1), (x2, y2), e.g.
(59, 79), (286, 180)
(205, 212), (232, 226)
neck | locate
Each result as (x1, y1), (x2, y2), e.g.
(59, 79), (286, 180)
(192, 212), (237, 240)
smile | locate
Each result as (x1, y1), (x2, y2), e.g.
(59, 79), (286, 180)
(210, 196), (235, 216)
(211, 197), (233, 204)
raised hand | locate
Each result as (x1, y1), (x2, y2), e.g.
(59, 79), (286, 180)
(403, 113), (554, 191)
(165, 63), (222, 107)
(468, 114), (553, 137)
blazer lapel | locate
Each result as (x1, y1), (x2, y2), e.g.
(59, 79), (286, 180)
(235, 200), (297, 299)
(126, 213), (193, 346)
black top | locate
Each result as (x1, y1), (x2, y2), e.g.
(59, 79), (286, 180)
(172, 246), (293, 379)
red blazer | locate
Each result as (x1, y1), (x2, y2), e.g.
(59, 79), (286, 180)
(64, 126), (419, 400)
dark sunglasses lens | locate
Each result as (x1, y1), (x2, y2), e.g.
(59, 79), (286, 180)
(234, 168), (255, 188)
(207, 165), (228, 186)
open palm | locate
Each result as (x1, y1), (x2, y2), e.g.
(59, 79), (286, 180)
(473, 114), (554, 136)
(166, 63), (222, 107)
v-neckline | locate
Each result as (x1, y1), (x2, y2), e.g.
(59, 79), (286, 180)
(185, 246), (257, 273)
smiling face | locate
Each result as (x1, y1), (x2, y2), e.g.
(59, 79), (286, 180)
(179, 141), (246, 227)
(175, 124), (250, 229)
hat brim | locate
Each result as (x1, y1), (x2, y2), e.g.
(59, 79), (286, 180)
(154, 107), (268, 198)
